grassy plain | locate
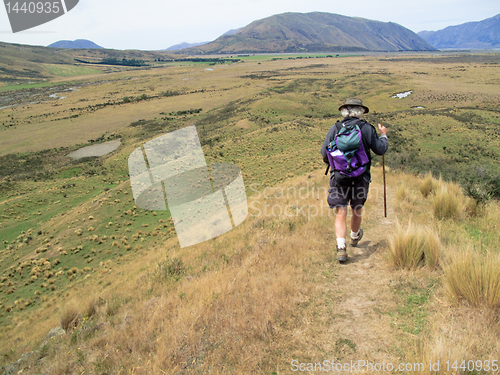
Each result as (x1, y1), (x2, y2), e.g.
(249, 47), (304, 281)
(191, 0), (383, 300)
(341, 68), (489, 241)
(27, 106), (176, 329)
(0, 50), (500, 373)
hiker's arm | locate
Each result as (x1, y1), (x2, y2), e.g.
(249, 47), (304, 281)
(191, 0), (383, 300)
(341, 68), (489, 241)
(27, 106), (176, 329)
(378, 123), (387, 137)
(367, 123), (388, 155)
(321, 126), (336, 163)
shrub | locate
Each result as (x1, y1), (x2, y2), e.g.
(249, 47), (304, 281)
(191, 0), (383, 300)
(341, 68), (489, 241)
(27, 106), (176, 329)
(459, 163), (500, 202)
(388, 221), (441, 270)
(444, 250), (500, 308)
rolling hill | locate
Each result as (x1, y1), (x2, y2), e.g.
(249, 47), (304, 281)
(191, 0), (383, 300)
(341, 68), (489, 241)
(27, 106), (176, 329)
(0, 41), (175, 85)
(48, 39), (104, 49)
(180, 12), (436, 54)
(418, 13), (500, 49)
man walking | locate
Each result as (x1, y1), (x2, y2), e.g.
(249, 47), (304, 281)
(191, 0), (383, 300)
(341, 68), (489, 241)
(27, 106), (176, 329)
(321, 98), (388, 262)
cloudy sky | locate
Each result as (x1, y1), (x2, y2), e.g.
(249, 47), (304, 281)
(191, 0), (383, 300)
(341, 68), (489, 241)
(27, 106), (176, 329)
(1, 0), (499, 50)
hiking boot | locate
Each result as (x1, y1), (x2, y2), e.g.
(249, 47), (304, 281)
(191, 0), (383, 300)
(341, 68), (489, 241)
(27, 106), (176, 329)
(350, 228), (363, 247)
(336, 246), (348, 262)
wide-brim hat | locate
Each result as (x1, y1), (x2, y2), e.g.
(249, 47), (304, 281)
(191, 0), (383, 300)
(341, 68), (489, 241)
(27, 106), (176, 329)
(338, 98), (369, 114)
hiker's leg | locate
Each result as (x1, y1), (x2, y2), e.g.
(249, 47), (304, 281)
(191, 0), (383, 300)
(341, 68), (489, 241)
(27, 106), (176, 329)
(351, 207), (363, 233)
(350, 178), (369, 234)
(335, 206), (348, 243)
(328, 178), (349, 251)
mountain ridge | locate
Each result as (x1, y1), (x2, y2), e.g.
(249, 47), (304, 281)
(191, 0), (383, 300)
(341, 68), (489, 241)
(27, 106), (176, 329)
(164, 41), (211, 51)
(418, 13), (500, 49)
(179, 12), (436, 54)
(165, 28), (242, 51)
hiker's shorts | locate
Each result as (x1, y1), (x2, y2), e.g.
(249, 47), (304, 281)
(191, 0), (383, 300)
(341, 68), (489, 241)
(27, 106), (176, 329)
(328, 176), (370, 210)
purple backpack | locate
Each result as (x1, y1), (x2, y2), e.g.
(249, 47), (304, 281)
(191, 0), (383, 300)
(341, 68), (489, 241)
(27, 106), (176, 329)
(326, 120), (370, 185)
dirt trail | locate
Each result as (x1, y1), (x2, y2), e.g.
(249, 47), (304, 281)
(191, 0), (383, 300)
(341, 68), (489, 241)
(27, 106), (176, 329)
(288, 173), (405, 372)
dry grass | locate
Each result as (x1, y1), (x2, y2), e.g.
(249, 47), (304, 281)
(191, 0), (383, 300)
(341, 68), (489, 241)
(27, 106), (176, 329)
(5, 167), (500, 373)
(443, 248), (500, 308)
(419, 173), (439, 198)
(81, 295), (98, 318)
(19, 171), (337, 374)
(410, 303), (500, 375)
(59, 303), (80, 332)
(395, 184), (410, 202)
(432, 180), (465, 220)
(395, 175), (500, 373)
(388, 221), (441, 270)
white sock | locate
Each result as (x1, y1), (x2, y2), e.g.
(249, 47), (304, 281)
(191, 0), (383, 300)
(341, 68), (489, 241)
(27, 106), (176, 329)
(351, 230), (360, 239)
(337, 238), (346, 249)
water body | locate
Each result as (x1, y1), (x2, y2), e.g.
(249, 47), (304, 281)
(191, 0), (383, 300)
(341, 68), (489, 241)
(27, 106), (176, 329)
(67, 139), (121, 160)
(393, 91), (412, 99)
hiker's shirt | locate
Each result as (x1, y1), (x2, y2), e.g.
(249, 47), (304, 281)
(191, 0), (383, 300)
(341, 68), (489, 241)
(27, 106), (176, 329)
(320, 117), (388, 182)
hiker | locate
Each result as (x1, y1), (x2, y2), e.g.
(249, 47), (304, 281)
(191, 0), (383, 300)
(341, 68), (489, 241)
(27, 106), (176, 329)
(320, 98), (388, 262)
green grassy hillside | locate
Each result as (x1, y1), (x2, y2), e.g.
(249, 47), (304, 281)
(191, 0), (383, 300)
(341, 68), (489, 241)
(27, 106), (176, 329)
(0, 41), (177, 88)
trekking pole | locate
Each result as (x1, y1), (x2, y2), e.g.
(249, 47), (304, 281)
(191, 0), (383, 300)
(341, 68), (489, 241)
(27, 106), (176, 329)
(382, 155), (387, 218)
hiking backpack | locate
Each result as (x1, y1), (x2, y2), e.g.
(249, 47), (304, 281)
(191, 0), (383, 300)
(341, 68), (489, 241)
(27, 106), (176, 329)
(326, 119), (370, 185)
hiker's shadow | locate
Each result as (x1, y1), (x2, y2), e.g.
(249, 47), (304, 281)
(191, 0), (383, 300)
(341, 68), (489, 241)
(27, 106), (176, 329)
(343, 240), (385, 264)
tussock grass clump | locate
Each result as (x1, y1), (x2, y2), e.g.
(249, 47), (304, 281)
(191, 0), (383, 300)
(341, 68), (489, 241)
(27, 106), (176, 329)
(419, 173), (439, 198)
(60, 304), (80, 332)
(82, 296), (98, 318)
(395, 184), (409, 202)
(463, 196), (483, 218)
(395, 181), (419, 205)
(443, 249), (500, 308)
(388, 221), (441, 270)
(432, 181), (464, 220)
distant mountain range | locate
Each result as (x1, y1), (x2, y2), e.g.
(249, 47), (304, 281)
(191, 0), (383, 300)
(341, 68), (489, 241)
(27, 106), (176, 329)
(418, 14), (500, 49)
(48, 39), (103, 49)
(165, 28), (241, 51)
(165, 41), (210, 51)
(46, 12), (500, 53)
(176, 12), (435, 54)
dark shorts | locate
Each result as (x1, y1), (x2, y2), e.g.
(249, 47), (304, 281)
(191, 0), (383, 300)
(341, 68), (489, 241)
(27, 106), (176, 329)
(327, 176), (370, 210)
